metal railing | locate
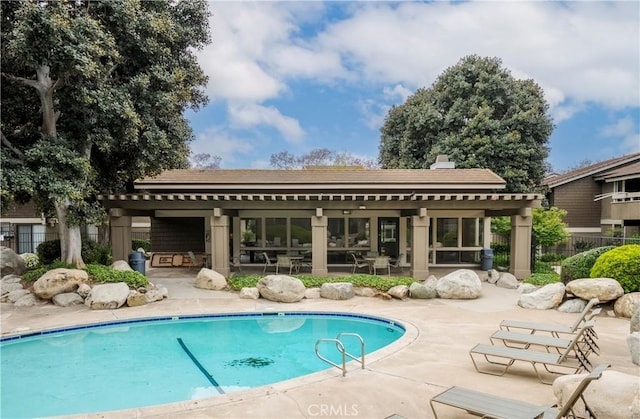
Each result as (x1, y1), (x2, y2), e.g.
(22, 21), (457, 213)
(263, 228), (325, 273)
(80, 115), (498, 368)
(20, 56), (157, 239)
(315, 333), (365, 377)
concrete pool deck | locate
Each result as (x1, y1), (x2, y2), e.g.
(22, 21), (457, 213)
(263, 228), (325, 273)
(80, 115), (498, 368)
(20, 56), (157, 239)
(1, 268), (637, 419)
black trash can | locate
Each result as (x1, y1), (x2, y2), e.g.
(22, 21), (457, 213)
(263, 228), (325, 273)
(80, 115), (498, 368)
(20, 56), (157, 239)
(481, 248), (494, 271)
(129, 251), (146, 275)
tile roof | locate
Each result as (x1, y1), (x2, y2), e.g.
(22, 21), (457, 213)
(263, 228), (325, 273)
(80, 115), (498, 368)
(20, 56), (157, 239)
(595, 160), (640, 181)
(134, 168), (506, 192)
(543, 153), (640, 188)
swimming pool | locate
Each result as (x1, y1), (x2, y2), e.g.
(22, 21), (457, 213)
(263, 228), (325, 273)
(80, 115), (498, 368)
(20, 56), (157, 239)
(0, 312), (405, 418)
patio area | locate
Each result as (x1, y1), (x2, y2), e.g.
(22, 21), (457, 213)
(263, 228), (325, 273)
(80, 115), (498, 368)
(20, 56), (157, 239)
(1, 267), (637, 418)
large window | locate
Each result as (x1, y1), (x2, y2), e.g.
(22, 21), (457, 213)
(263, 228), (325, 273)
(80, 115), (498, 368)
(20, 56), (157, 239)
(266, 217), (286, 247)
(348, 218), (369, 248)
(327, 218), (345, 248)
(240, 218), (261, 247)
(291, 218), (312, 248)
(437, 218), (458, 247)
(462, 218), (483, 247)
(432, 216), (484, 265)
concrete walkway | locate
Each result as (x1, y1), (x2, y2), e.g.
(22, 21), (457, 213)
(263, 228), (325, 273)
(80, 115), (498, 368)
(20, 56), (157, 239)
(1, 269), (637, 419)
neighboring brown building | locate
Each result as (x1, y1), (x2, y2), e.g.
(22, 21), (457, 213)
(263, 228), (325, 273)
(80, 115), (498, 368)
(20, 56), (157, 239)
(543, 153), (640, 236)
(0, 201), (52, 253)
(98, 160), (542, 279)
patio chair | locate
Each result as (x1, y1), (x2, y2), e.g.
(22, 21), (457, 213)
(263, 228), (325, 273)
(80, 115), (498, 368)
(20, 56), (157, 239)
(262, 252), (276, 273)
(491, 312), (600, 358)
(372, 256), (391, 276)
(429, 363), (609, 419)
(500, 298), (600, 339)
(276, 255), (298, 275)
(390, 253), (406, 273)
(469, 321), (597, 384)
(351, 253), (369, 274)
(187, 251), (205, 271)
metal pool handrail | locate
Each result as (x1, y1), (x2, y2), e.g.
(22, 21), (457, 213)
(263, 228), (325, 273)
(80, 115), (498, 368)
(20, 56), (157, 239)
(315, 333), (365, 377)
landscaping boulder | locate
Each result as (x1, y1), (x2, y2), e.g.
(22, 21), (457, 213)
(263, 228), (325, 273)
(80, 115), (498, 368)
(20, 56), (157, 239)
(14, 293), (37, 307)
(632, 306), (640, 333)
(85, 282), (129, 309)
(194, 268), (228, 291)
(409, 281), (436, 299)
(33, 268), (88, 299)
(320, 282), (354, 300)
(436, 269), (482, 299)
(77, 283), (92, 298)
(145, 289), (164, 302)
(1, 281), (23, 296)
(126, 290), (149, 307)
(387, 284), (409, 300)
(557, 298), (588, 313)
(0, 246), (26, 277)
(111, 260), (133, 271)
(53, 292), (84, 307)
(2, 274), (22, 283)
(496, 272), (519, 289)
(487, 269), (500, 284)
(628, 333), (640, 366)
(6, 289), (30, 303)
(518, 283), (537, 294)
(553, 370), (638, 419)
(565, 278), (624, 303)
(240, 287), (260, 300)
(354, 287), (376, 297)
(614, 292), (640, 318)
(257, 275), (305, 303)
(517, 282), (565, 310)
(304, 288), (321, 299)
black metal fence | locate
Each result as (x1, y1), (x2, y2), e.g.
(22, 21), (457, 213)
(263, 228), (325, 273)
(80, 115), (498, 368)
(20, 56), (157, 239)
(1, 231), (150, 254)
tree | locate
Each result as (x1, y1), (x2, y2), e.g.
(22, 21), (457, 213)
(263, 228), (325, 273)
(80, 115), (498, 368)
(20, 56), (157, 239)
(490, 207), (569, 248)
(379, 55), (553, 192)
(270, 148), (378, 169)
(1, 0), (210, 267)
(191, 153), (221, 169)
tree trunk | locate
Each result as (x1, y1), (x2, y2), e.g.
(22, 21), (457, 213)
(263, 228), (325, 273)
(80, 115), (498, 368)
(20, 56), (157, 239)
(55, 199), (85, 268)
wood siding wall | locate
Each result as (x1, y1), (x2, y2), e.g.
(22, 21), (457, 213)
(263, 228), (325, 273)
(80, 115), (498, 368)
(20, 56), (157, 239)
(551, 177), (601, 228)
(150, 217), (205, 253)
(2, 201), (40, 218)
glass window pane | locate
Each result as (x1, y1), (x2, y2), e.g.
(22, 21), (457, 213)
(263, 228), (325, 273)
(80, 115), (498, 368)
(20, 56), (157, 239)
(327, 218), (345, 248)
(348, 218), (369, 248)
(437, 218), (458, 247)
(240, 218), (261, 247)
(266, 218), (286, 247)
(462, 218), (483, 247)
(291, 218), (312, 248)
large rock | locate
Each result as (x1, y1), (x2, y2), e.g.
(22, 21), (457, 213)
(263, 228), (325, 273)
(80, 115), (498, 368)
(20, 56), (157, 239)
(320, 282), (354, 300)
(409, 282), (436, 299)
(557, 298), (588, 313)
(565, 278), (624, 303)
(1, 274), (22, 283)
(628, 333), (640, 366)
(14, 293), (37, 307)
(517, 282), (565, 310)
(304, 288), (321, 299)
(257, 275), (305, 303)
(614, 292), (640, 318)
(518, 283), (537, 294)
(0, 246), (26, 277)
(354, 287), (376, 297)
(194, 268), (228, 290)
(553, 370), (638, 419)
(487, 269), (500, 284)
(496, 272), (519, 289)
(436, 269), (482, 299)
(632, 306), (640, 334)
(240, 287), (260, 300)
(388, 285), (409, 300)
(6, 289), (30, 303)
(110, 260), (133, 271)
(33, 268), (88, 299)
(126, 290), (149, 307)
(1, 281), (23, 296)
(145, 289), (164, 302)
(52, 292), (84, 307)
(85, 282), (130, 309)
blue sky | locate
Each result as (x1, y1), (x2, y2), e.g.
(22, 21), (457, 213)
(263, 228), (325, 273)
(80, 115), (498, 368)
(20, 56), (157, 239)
(187, 1), (640, 172)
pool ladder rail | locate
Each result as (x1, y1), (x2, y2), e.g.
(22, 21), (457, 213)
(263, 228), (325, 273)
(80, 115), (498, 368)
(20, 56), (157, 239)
(315, 333), (365, 377)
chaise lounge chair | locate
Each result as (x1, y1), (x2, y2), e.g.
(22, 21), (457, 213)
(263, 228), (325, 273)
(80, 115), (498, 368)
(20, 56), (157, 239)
(429, 363), (609, 419)
(500, 298), (600, 339)
(469, 321), (597, 384)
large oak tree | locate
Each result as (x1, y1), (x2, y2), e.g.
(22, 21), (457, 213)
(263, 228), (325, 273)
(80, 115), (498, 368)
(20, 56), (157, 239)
(379, 55), (553, 192)
(1, 0), (210, 266)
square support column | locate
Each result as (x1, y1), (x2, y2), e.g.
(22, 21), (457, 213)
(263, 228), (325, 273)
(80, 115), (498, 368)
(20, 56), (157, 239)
(210, 210), (230, 277)
(411, 210), (430, 280)
(109, 209), (131, 263)
(510, 209), (533, 279)
(311, 214), (328, 276)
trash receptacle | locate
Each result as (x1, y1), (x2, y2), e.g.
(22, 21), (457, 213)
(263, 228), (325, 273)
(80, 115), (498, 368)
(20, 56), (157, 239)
(129, 251), (146, 275)
(481, 248), (493, 271)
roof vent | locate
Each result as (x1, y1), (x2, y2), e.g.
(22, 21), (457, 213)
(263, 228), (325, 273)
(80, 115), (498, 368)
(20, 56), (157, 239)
(430, 155), (456, 170)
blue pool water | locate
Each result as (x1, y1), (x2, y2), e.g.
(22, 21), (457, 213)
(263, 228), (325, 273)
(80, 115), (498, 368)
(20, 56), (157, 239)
(0, 312), (404, 418)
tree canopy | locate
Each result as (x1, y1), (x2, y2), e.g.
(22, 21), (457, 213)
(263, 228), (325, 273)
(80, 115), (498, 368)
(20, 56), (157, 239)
(379, 55), (553, 192)
(1, 0), (210, 266)
(491, 207), (569, 249)
(270, 148), (378, 169)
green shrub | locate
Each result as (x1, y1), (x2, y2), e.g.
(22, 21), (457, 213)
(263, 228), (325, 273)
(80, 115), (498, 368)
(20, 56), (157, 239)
(492, 253), (509, 268)
(82, 240), (113, 265)
(21, 253), (40, 269)
(539, 253), (566, 263)
(227, 273), (413, 292)
(132, 239), (151, 253)
(85, 264), (149, 288)
(590, 244), (640, 293)
(534, 261), (556, 274)
(524, 272), (561, 286)
(560, 246), (615, 284)
(37, 239), (62, 265)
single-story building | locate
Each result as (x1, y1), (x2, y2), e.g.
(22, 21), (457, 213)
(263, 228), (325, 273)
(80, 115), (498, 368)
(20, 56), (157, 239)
(98, 158), (542, 279)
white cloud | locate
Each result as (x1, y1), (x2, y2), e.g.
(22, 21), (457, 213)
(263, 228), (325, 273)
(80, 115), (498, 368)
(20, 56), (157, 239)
(383, 84), (412, 102)
(600, 116), (640, 155)
(229, 103), (305, 143)
(192, 126), (255, 167)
